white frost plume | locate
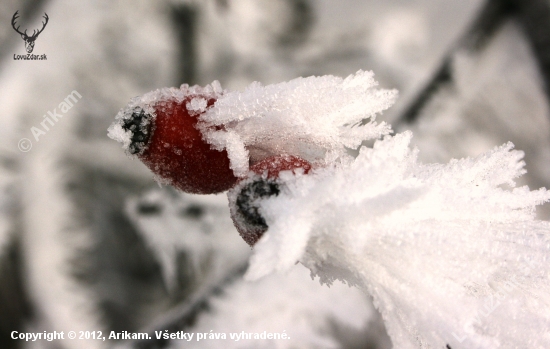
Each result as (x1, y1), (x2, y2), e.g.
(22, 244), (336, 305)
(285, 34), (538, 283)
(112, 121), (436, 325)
(199, 70), (397, 176)
(246, 131), (550, 348)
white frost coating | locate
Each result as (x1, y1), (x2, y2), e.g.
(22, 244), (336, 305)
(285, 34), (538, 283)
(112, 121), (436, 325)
(186, 96), (208, 115)
(245, 131), (550, 348)
(199, 70), (397, 177)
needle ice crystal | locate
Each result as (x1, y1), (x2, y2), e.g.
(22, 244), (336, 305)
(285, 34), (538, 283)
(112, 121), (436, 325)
(212, 71), (550, 348)
(245, 132), (550, 348)
(198, 70), (397, 176)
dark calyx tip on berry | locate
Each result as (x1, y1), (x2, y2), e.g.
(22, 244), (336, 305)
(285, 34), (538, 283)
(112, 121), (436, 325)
(122, 107), (153, 155)
(231, 155), (313, 246)
(236, 178), (280, 229)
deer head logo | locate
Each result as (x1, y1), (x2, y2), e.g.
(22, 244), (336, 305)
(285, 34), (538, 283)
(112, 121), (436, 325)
(12, 11), (49, 54)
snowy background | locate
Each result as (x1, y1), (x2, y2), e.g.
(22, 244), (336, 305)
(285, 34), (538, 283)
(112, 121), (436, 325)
(0, 0), (549, 348)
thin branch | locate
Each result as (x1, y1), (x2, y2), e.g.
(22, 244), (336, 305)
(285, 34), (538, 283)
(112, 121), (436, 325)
(115, 263), (248, 349)
(400, 0), (550, 123)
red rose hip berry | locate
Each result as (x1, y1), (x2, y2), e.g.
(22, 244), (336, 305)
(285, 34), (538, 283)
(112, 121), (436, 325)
(119, 93), (238, 194)
(229, 155), (312, 246)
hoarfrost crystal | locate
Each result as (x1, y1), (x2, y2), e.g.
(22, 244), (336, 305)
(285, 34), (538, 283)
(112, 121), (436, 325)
(198, 70), (397, 176)
(213, 72), (550, 348)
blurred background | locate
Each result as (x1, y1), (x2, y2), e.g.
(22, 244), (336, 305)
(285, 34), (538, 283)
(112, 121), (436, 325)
(0, 0), (549, 348)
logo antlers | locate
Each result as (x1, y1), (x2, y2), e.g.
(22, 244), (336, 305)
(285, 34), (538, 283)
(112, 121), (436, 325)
(12, 11), (49, 54)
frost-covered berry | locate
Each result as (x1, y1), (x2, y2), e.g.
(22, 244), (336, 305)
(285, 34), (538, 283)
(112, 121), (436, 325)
(229, 155), (311, 246)
(108, 84), (238, 194)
